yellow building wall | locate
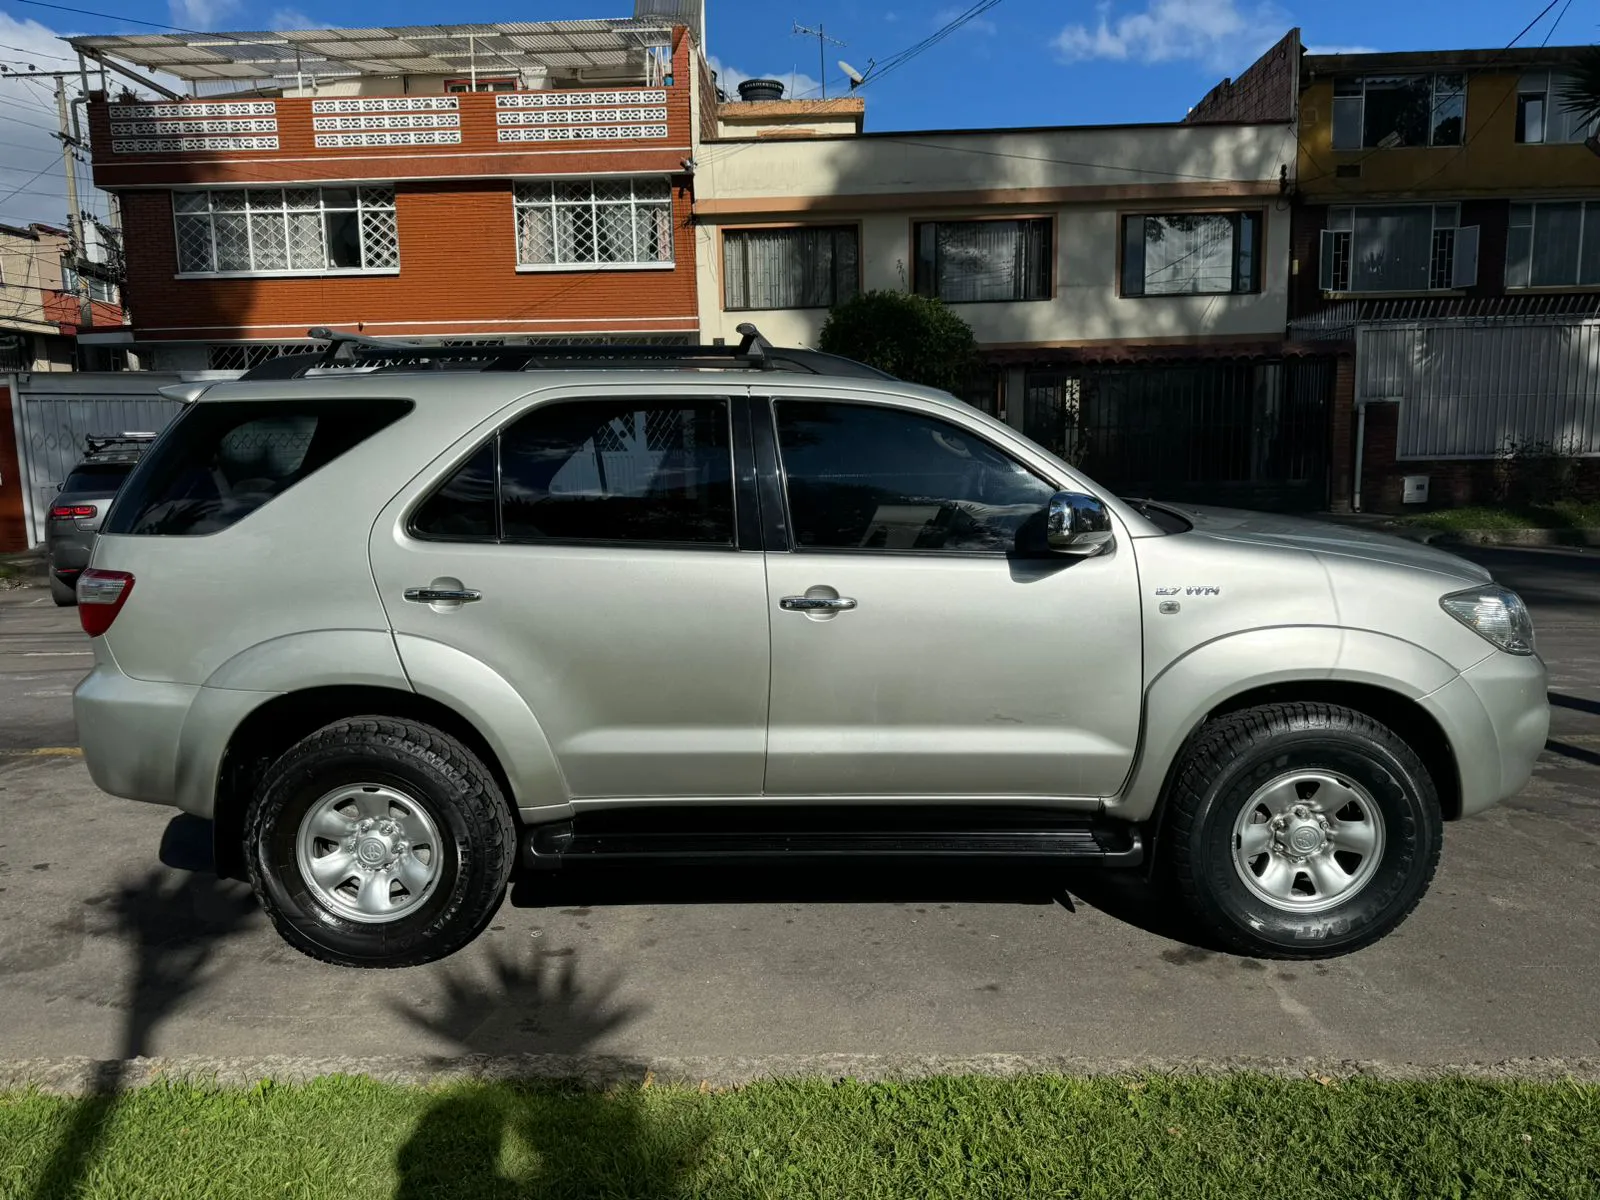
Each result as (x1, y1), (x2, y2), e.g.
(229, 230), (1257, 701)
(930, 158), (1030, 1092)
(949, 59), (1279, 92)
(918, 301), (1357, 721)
(1298, 72), (1600, 201)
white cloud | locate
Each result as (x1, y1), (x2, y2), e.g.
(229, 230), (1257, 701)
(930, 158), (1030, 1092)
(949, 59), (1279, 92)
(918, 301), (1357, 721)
(268, 8), (319, 30)
(169, 0), (241, 32)
(0, 13), (77, 230)
(1054, 0), (1286, 70)
(1305, 43), (1379, 55)
(708, 55), (824, 101)
(935, 7), (998, 35)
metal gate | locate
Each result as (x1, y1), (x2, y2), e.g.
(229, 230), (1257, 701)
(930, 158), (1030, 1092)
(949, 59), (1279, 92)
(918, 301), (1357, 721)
(1023, 358), (1334, 511)
(11, 373), (186, 546)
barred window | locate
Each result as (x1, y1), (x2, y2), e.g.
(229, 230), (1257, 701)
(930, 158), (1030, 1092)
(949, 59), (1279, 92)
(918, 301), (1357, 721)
(514, 178), (674, 270)
(173, 187), (399, 276)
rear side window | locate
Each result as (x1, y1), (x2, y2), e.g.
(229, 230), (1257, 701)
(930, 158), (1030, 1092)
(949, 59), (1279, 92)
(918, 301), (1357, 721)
(105, 399), (411, 536)
(60, 463), (134, 493)
(411, 399), (735, 547)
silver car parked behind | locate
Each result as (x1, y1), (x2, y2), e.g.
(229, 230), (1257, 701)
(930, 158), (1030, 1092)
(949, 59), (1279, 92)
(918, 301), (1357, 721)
(73, 331), (1549, 968)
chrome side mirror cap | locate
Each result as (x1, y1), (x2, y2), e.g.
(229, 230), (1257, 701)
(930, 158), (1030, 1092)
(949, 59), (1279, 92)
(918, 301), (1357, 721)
(1047, 491), (1114, 557)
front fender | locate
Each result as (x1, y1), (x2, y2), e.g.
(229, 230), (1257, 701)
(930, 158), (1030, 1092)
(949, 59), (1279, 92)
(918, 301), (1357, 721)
(1107, 626), (1466, 822)
(393, 633), (570, 817)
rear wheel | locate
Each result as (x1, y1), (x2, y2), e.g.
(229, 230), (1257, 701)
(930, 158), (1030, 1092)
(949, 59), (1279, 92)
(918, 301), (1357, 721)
(245, 717), (516, 968)
(50, 575), (76, 606)
(1160, 702), (1441, 958)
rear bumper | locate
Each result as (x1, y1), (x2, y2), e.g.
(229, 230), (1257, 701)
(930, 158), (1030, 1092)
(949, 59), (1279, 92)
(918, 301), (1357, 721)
(1421, 650), (1550, 818)
(47, 529), (96, 573)
(75, 660), (273, 818)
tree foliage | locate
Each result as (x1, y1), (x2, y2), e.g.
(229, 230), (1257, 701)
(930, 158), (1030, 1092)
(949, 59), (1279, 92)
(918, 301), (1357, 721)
(818, 290), (980, 394)
(1559, 46), (1600, 131)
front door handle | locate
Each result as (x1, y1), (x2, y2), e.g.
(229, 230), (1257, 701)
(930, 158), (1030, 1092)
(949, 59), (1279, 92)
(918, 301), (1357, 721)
(404, 587), (482, 604)
(780, 595), (857, 612)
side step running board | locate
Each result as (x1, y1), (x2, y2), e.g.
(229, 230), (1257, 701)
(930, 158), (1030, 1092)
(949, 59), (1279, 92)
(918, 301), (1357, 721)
(524, 820), (1143, 870)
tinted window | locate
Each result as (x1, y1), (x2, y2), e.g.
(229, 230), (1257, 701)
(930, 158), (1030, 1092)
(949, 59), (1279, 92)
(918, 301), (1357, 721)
(775, 401), (1056, 553)
(105, 399), (410, 536)
(499, 400), (733, 545)
(411, 442), (497, 541)
(60, 463), (134, 494)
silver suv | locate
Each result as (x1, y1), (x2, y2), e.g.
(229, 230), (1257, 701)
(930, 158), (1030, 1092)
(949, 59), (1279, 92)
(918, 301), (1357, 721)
(73, 333), (1549, 968)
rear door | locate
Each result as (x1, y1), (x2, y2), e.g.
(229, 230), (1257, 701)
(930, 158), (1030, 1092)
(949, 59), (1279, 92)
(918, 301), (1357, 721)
(369, 387), (771, 801)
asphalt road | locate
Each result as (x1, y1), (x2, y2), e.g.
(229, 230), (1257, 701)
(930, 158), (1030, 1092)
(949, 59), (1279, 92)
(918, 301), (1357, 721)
(0, 545), (1597, 1071)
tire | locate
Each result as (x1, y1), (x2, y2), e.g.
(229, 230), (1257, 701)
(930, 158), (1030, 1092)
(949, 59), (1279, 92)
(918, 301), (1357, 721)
(50, 575), (76, 606)
(1160, 702), (1441, 959)
(245, 717), (517, 968)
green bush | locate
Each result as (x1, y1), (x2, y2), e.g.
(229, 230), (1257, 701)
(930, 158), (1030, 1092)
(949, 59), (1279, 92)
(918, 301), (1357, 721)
(818, 290), (979, 393)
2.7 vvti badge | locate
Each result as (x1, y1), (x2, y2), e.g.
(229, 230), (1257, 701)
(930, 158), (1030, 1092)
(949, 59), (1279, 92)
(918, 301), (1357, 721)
(73, 328), (1549, 967)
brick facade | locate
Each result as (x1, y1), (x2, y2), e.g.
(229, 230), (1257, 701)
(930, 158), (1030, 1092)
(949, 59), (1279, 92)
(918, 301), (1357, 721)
(0, 385), (26, 553)
(1186, 29), (1301, 124)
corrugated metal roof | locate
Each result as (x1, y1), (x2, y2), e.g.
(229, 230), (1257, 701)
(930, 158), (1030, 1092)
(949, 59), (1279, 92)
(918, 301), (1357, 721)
(68, 18), (676, 83)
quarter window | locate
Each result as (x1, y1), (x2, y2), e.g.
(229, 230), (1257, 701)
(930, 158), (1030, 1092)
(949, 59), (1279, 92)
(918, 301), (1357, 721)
(1506, 201), (1600, 287)
(723, 226), (859, 310)
(413, 401), (734, 547)
(513, 178), (674, 269)
(914, 218), (1052, 303)
(172, 187), (399, 276)
(1121, 212), (1259, 297)
(1331, 74), (1464, 150)
(775, 401), (1057, 554)
(1321, 204), (1479, 292)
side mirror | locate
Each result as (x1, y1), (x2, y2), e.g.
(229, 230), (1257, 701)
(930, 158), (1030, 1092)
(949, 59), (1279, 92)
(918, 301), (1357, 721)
(1047, 491), (1114, 557)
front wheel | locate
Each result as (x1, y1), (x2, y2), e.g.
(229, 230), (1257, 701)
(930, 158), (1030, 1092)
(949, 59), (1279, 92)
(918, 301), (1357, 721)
(1160, 702), (1442, 958)
(245, 717), (517, 968)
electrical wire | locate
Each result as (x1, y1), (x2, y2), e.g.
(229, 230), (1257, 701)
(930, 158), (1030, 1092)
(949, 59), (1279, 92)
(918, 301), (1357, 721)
(781, 1), (1006, 102)
(0, 41), (80, 63)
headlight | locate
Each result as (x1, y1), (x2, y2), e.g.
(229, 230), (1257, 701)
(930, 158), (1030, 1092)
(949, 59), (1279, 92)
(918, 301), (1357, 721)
(1440, 585), (1535, 655)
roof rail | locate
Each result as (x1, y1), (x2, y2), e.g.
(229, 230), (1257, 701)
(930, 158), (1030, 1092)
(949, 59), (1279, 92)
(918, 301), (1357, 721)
(234, 323), (896, 383)
(84, 431), (158, 455)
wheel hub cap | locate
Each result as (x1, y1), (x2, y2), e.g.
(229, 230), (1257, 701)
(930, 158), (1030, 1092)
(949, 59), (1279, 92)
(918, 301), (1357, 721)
(1231, 770), (1386, 914)
(294, 784), (444, 925)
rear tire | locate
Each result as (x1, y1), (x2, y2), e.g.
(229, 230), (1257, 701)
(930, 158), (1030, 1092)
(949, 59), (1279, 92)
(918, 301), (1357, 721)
(1160, 702), (1441, 959)
(50, 575), (76, 606)
(245, 717), (516, 968)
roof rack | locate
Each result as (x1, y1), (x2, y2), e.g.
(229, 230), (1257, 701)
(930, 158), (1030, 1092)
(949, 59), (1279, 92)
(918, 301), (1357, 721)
(84, 432), (159, 457)
(236, 324), (897, 383)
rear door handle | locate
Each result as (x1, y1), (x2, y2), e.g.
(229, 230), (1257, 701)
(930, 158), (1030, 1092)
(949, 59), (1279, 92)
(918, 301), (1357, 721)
(780, 595), (857, 612)
(404, 587), (482, 604)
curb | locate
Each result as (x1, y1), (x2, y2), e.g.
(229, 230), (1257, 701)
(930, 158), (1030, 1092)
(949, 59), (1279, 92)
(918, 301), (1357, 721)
(0, 549), (47, 589)
(1416, 527), (1600, 549)
(3, 1054), (1600, 1095)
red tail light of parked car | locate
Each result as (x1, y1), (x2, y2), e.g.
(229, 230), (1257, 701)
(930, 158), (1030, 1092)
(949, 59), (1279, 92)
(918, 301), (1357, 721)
(77, 569), (134, 637)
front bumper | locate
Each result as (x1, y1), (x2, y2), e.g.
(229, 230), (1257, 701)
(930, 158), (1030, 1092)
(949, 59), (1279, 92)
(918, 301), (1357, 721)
(1420, 650), (1550, 818)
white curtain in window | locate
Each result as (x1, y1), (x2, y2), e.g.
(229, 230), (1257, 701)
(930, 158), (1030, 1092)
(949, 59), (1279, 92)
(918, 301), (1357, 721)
(1143, 215), (1234, 294)
(937, 221), (1045, 302)
(724, 228), (854, 309)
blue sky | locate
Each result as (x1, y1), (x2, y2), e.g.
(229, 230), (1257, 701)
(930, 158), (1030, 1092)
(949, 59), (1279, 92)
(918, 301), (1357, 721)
(0, 0), (1593, 226)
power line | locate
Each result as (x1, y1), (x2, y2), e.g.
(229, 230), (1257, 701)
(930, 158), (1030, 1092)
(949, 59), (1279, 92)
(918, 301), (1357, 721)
(0, 41), (80, 63)
(0, 159), (69, 207)
(785, 1), (1005, 101)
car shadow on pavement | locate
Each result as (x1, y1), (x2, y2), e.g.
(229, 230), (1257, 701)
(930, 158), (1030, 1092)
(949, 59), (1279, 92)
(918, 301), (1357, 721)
(510, 860), (1222, 953)
(388, 947), (702, 1199)
(26, 862), (258, 1200)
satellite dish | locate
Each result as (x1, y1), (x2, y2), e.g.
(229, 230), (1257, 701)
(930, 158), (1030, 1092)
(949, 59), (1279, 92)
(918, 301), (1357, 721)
(838, 59), (865, 88)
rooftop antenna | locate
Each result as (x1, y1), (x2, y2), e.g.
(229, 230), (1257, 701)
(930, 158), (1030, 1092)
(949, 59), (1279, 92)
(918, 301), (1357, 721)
(792, 21), (845, 100)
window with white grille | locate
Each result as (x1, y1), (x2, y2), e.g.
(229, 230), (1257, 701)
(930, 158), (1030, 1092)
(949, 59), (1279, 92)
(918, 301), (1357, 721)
(173, 187), (400, 276)
(1320, 204), (1479, 293)
(513, 178), (674, 270)
(206, 343), (317, 371)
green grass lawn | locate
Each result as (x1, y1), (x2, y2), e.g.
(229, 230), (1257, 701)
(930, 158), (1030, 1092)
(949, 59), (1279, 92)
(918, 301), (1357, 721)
(1394, 500), (1600, 532)
(2, 1074), (1596, 1199)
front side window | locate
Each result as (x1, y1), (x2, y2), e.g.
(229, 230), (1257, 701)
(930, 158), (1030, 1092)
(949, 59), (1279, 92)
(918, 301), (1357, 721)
(775, 401), (1056, 554)
(914, 218), (1052, 303)
(1121, 212), (1259, 297)
(1331, 74), (1465, 150)
(1321, 204), (1478, 292)
(106, 399), (411, 536)
(514, 178), (674, 269)
(723, 226), (859, 310)
(1506, 201), (1600, 287)
(173, 187), (399, 276)
(413, 400), (734, 546)
(1517, 72), (1596, 144)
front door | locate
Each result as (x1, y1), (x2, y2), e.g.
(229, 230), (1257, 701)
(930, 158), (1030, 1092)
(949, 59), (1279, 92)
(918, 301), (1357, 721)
(760, 397), (1143, 800)
(370, 390), (770, 800)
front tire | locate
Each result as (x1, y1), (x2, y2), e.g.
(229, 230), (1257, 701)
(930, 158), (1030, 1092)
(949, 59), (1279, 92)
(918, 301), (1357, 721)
(245, 717), (516, 968)
(1160, 703), (1441, 958)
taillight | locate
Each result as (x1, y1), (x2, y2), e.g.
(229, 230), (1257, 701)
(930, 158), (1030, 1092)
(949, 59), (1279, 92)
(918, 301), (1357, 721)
(51, 504), (96, 518)
(78, 569), (135, 637)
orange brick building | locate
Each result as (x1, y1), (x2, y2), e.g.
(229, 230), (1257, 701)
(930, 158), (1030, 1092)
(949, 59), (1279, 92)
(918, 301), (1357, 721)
(71, 15), (705, 371)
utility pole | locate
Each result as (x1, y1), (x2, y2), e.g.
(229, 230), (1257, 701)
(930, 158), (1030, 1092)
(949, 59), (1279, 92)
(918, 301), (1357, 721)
(792, 22), (845, 100)
(54, 74), (92, 333)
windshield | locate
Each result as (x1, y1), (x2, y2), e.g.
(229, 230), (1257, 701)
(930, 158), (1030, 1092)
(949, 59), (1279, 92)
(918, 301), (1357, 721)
(60, 463), (135, 494)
